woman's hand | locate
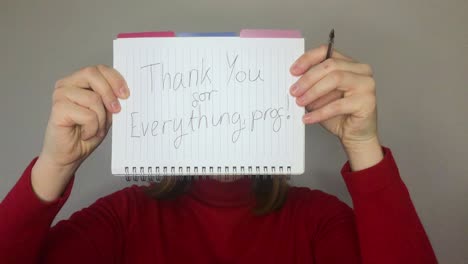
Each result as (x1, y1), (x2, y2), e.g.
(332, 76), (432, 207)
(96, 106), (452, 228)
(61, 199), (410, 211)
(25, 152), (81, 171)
(32, 65), (129, 201)
(290, 45), (383, 171)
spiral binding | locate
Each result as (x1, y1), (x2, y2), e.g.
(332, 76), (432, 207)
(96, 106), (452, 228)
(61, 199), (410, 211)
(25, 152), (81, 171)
(123, 166), (292, 182)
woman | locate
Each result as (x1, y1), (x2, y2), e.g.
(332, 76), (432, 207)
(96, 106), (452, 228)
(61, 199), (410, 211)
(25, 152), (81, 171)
(0, 45), (437, 263)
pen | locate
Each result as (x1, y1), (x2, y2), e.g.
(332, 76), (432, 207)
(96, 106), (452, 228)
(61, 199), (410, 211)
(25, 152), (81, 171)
(325, 29), (335, 60)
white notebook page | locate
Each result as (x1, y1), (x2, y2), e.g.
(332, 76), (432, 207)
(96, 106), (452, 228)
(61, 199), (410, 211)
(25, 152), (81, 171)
(112, 37), (304, 176)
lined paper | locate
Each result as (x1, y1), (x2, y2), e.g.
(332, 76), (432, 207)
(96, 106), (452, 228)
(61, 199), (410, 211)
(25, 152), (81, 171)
(112, 37), (304, 175)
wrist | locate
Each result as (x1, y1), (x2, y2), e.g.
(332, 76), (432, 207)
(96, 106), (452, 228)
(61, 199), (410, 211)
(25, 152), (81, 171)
(341, 136), (384, 172)
(31, 154), (78, 202)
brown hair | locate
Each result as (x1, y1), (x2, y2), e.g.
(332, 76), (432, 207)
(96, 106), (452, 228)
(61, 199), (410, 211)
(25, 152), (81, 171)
(145, 176), (289, 215)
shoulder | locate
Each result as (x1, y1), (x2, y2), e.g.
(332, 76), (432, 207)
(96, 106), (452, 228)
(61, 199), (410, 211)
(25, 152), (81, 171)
(71, 184), (154, 225)
(286, 186), (351, 211)
(67, 184), (158, 231)
(93, 184), (152, 209)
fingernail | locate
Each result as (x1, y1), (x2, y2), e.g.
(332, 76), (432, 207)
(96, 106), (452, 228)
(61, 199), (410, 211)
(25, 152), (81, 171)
(303, 114), (316, 124)
(111, 101), (121, 112)
(290, 62), (300, 73)
(119, 87), (128, 98)
(290, 83), (299, 96)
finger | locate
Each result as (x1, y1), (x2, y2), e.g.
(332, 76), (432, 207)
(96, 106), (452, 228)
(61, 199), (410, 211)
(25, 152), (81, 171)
(53, 101), (99, 140)
(290, 58), (373, 97)
(96, 65), (130, 99)
(296, 71), (375, 107)
(303, 96), (361, 124)
(290, 44), (353, 76)
(305, 90), (343, 112)
(59, 66), (121, 113)
(53, 87), (107, 137)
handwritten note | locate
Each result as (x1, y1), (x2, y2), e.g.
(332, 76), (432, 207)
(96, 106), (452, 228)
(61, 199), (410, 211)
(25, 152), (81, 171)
(112, 37), (305, 175)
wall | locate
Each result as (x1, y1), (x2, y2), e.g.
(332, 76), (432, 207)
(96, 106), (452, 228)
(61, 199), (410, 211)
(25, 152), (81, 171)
(1, 0), (467, 262)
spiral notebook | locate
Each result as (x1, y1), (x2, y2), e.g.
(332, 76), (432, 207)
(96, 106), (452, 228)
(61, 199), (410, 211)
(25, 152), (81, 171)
(112, 30), (305, 178)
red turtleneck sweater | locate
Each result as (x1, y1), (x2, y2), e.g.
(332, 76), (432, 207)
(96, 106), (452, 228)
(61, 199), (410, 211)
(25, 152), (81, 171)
(0, 147), (437, 263)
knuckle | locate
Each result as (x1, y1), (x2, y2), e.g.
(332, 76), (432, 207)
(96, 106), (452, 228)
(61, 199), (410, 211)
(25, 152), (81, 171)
(302, 71), (314, 85)
(300, 91), (313, 105)
(82, 66), (99, 76)
(115, 78), (126, 89)
(331, 70), (344, 84)
(363, 94), (376, 110)
(319, 44), (328, 52)
(97, 88), (114, 100)
(102, 93), (116, 103)
(366, 77), (376, 92)
(303, 50), (313, 62)
(322, 58), (337, 71)
(318, 107), (329, 119)
(51, 100), (66, 111)
(54, 79), (65, 90)
(51, 88), (66, 103)
(329, 101), (342, 113)
(89, 92), (102, 105)
(368, 94), (376, 105)
(96, 64), (108, 71)
(84, 111), (98, 123)
(362, 63), (374, 76)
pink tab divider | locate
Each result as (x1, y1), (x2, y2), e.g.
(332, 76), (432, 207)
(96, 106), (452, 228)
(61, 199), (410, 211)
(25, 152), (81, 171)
(240, 29), (302, 38)
(117, 31), (175, 38)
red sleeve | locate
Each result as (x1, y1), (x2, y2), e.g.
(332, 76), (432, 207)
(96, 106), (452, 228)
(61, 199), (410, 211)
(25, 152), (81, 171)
(340, 146), (438, 264)
(0, 158), (138, 264)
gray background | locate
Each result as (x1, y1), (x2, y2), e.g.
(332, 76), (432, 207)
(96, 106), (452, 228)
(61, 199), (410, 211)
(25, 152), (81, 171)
(1, 0), (467, 262)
